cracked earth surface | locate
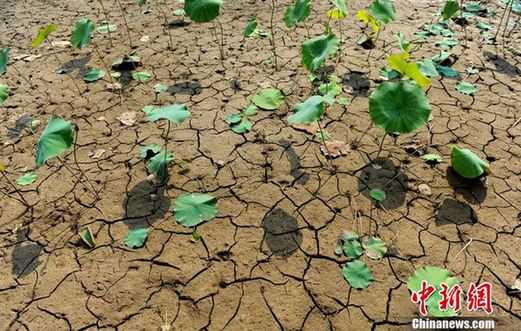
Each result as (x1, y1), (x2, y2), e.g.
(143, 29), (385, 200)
(0, 0), (520, 330)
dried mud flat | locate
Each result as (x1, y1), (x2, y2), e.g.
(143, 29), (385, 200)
(0, 0), (520, 330)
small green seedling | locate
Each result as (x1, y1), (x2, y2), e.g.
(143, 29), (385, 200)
(0, 84), (8, 105)
(369, 188), (386, 202)
(79, 227), (95, 248)
(0, 163), (30, 208)
(450, 145), (490, 178)
(124, 227), (149, 248)
(145, 104), (191, 181)
(173, 193), (218, 227)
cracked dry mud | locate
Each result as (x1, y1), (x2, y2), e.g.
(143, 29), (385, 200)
(1, 0), (520, 330)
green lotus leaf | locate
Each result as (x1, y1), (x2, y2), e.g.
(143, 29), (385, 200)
(337, 97), (350, 105)
(243, 16), (258, 37)
(242, 104), (258, 116)
(173, 8), (185, 16)
(35, 116), (73, 167)
(173, 193), (218, 227)
(362, 237), (387, 259)
(252, 88), (285, 110)
(284, 0), (311, 28)
(112, 55), (141, 69)
(396, 32), (410, 52)
(132, 71), (151, 82)
(0, 47), (10, 73)
(139, 144), (161, 158)
(465, 4), (482, 12)
(16, 172), (37, 186)
(32, 24), (58, 47)
(370, 188), (386, 201)
(137, 0), (148, 6)
(442, 0), (460, 20)
(154, 83), (169, 93)
(419, 59), (439, 78)
(146, 103), (190, 124)
(369, 81), (431, 133)
(407, 266), (460, 317)
(456, 81), (477, 94)
(343, 239), (363, 259)
(450, 145), (490, 178)
(231, 118), (252, 134)
(328, 0), (348, 19)
(82, 69), (105, 82)
(387, 54), (430, 88)
(431, 51), (451, 63)
(342, 261), (373, 289)
(436, 65), (458, 77)
(380, 67), (400, 79)
(423, 153), (443, 163)
(287, 95), (324, 125)
(96, 23), (117, 34)
(369, 0), (396, 24)
(318, 82), (342, 98)
(71, 18), (95, 49)
(435, 38), (459, 49)
(184, 0), (223, 23)
(124, 227), (149, 249)
(79, 227), (95, 248)
(226, 113), (242, 125)
(146, 149), (174, 181)
(301, 33), (340, 71)
(0, 84), (8, 104)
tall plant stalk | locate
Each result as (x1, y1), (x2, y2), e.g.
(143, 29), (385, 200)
(97, 0), (114, 47)
(269, 0), (278, 70)
(0, 171), (30, 207)
(56, 156), (99, 200)
(48, 39), (83, 95)
(155, 0), (174, 50)
(10, 65), (49, 102)
(72, 127), (100, 199)
(115, 0), (134, 48)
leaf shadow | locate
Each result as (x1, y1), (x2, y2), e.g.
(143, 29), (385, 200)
(261, 208), (303, 257)
(12, 228), (42, 278)
(446, 167), (487, 204)
(435, 198), (478, 225)
(279, 139), (309, 185)
(122, 180), (171, 230)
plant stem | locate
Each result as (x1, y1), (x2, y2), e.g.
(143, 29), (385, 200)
(98, 0), (114, 47)
(0, 172), (30, 207)
(115, 0), (134, 48)
(155, 0), (173, 50)
(375, 132), (387, 160)
(73, 129), (100, 199)
(48, 39), (82, 95)
(92, 42), (123, 105)
(269, 0), (278, 70)
(448, 237), (473, 272)
(11, 65), (49, 102)
(56, 156), (99, 199)
(317, 119), (333, 168)
(163, 120), (171, 181)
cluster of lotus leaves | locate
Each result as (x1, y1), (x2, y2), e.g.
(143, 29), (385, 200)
(369, 81), (431, 133)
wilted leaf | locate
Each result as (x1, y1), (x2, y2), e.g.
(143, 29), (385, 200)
(320, 140), (349, 157)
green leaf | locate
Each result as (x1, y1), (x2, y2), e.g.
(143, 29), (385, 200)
(407, 266), (461, 317)
(466, 66), (479, 74)
(318, 81), (342, 98)
(441, 0), (460, 20)
(146, 103), (190, 124)
(419, 59), (439, 78)
(362, 237), (387, 259)
(315, 130), (331, 141)
(380, 67), (399, 79)
(231, 118), (252, 134)
(79, 227), (95, 248)
(450, 145), (490, 179)
(336, 97), (350, 105)
(343, 239), (363, 258)
(132, 71), (151, 83)
(243, 16), (258, 37)
(387, 54), (430, 88)
(252, 88), (285, 110)
(287, 95), (324, 125)
(137, 0), (148, 7)
(423, 153), (443, 163)
(456, 81), (477, 95)
(96, 23), (117, 34)
(342, 261), (373, 289)
(70, 18), (95, 49)
(436, 65), (458, 78)
(82, 69), (105, 82)
(242, 104), (258, 116)
(301, 33), (340, 71)
(284, 0), (311, 28)
(334, 245), (343, 255)
(154, 83), (169, 93)
(55, 67), (68, 74)
(32, 24), (58, 47)
(173, 193), (218, 227)
(465, 4), (482, 12)
(435, 38), (459, 49)
(112, 55), (141, 69)
(431, 51), (451, 63)
(142, 105), (154, 114)
(327, 0), (348, 19)
(16, 172), (37, 186)
(35, 116), (73, 167)
(124, 227), (149, 249)
(226, 113), (242, 125)
(0, 48), (10, 73)
(476, 21), (492, 31)
(396, 32), (410, 52)
(139, 144), (161, 158)
(369, 81), (432, 133)
(369, 0), (396, 24)
(147, 149), (174, 181)
(173, 8), (185, 16)
(0, 84), (8, 104)
(184, 0), (223, 23)
(370, 188), (386, 201)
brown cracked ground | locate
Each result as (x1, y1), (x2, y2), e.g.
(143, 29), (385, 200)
(0, 0), (520, 330)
